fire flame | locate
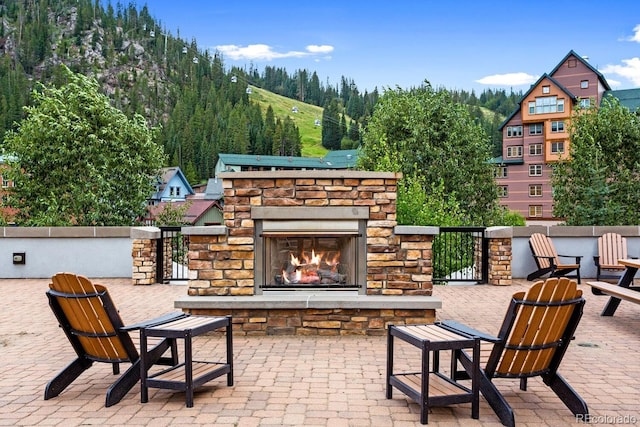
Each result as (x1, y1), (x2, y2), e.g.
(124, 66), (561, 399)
(282, 248), (340, 284)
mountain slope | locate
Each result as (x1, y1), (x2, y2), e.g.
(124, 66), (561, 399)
(247, 86), (327, 157)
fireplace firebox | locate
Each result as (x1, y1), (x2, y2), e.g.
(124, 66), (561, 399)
(255, 219), (366, 293)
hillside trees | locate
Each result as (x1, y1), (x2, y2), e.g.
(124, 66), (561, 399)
(321, 98), (342, 150)
(552, 97), (640, 225)
(357, 82), (500, 225)
(1, 65), (165, 225)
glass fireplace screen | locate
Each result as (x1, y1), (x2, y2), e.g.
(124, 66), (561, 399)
(263, 234), (357, 288)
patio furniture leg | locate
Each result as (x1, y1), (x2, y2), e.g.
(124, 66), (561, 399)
(544, 372), (589, 417)
(106, 361), (141, 407)
(44, 357), (93, 400)
(479, 373), (515, 427)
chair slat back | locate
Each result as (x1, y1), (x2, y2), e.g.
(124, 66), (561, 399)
(529, 233), (559, 269)
(495, 277), (583, 378)
(49, 273), (131, 362)
(598, 233), (627, 268)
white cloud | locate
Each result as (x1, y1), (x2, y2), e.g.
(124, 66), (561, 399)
(306, 45), (334, 54)
(475, 72), (538, 86)
(606, 78), (622, 88)
(214, 43), (334, 61)
(623, 24), (640, 42)
(601, 57), (640, 86)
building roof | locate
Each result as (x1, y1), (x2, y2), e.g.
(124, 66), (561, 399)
(216, 150), (360, 172)
(322, 149), (359, 168)
(498, 51), (612, 131)
(498, 73), (577, 131)
(204, 178), (224, 200)
(604, 88), (640, 112)
(151, 166), (195, 200)
(489, 156), (524, 165)
(148, 198), (222, 225)
(549, 50), (612, 91)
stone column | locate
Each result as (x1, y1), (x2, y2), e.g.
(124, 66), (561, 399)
(485, 226), (512, 286)
(131, 227), (161, 285)
(390, 226), (439, 295)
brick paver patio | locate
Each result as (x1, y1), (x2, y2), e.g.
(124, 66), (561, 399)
(1, 278), (638, 426)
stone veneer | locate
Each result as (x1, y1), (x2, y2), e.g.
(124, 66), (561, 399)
(175, 171), (442, 335)
(185, 171), (436, 296)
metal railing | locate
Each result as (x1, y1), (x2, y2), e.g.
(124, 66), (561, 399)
(432, 226), (488, 285)
(156, 226), (190, 283)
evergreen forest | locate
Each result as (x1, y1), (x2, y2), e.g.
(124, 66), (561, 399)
(0, 0), (522, 184)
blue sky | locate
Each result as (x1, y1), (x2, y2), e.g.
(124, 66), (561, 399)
(135, 1), (640, 94)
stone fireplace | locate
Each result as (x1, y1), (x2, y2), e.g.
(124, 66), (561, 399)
(174, 171), (442, 335)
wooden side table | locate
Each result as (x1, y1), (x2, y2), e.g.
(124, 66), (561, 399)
(139, 315), (233, 407)
(386, 323), (479, 424)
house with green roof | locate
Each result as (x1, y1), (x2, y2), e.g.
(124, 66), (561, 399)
(214, 150), (359, 176)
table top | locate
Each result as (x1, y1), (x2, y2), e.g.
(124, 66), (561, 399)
(143, 315), (230, 338)
(390, 324), (476, 350)
(618, 259), (640, 269)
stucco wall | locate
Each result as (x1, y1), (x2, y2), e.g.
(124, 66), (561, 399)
(0, 227), (133, 278)
(3, 225), (640, 280)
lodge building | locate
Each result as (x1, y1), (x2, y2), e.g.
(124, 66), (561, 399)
(496, 50), (640, 221)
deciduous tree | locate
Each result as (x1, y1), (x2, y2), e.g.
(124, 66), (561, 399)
(357, 82), (500, 225)
(552, 96), (640, 225)
(2, 65), (166, 225)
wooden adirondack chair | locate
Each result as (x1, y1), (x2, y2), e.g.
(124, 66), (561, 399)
(45, 272), (186, 407)
(441, 277), (588, 427)
(593, 233), (631, 282)
(527, 233), (582, 283)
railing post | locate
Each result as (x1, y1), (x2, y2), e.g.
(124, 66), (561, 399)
(131, 227), (161, 285)
(485, 227), (512, 286)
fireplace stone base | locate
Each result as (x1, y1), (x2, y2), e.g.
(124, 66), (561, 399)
(174, 294), (441, 336)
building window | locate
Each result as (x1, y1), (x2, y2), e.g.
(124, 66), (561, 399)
(529, 123), (543, 135)
(1, 178), (9, 188)
(551, 142), (565, 154)
(529, 184), (543, 197)
(580, 80), (589, 89)
(579, 98), (591, 109)
(529, 144), (543, 156)
(542, 85), (550, 94)
(498, 186), (508, 198)
(507, 146), (523, 158)
(494, 166), (508, 178)
(529, 205), (543, 217)
(551, 121), (565, 132)
(506, 126), (523, 137)
(176, 187), (181, 196)
(529, 96), (564, 114)
(529, 164), (543, 176)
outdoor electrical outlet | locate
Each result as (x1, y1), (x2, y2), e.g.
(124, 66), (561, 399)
(12, 252), (25, 265)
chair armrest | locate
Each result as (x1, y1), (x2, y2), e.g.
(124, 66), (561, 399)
(593, 256), (600, 267)
(558, 254), (582, 263)
(438, 320), (500, 343)
(121, 312), (188, 331)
